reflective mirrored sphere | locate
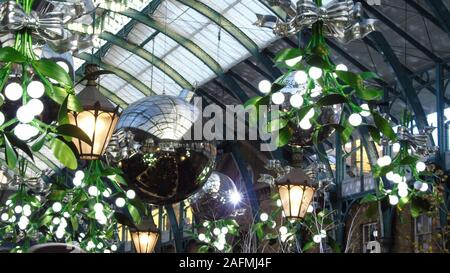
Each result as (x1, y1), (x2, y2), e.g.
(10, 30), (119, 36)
(107, 96), (216, 205)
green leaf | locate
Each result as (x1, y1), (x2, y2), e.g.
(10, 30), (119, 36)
(244, 96), (262, 109)
(364, 202), (378, 219)
(254, 222), (264, 240)
(360, 72), (379, 80)
(47, 190), (66, 201)
(198, 245), (210, 253)
(276, 126), (292, 147)
(58, 96), (69, 125)
(327, 237), (342, 253)
(267, 118), (288, 133)
(32, 59), (73, 87)
(399, 155), (419, 165)
(55, 124), (93, 146)
(296, 105), (314, 121)
(107, 174), (128, 186)
(45, 85), (82, 112)
(3, 134), (17, 169)
(335, 71), (364, 91)
(360, 194), (378, 204)
(274, 48), (303, 63)
(356, 87), (383, 101)
(306, 55), (332, 70)
(0, 47), (27, 63)
(71, 216), (79, 232)
(364, 125), (381, 143)
(372, 111), (396, 141)
(4, 132), (34, 160)
(31, 133), (47, 152)
(302, 241), (315, 252)
(50, 137), (78, 170)
(39, 215), (53, 227)
(340, 119), (354, 144)
(317, 94), (348, 106)
(128, 203), (141, 224)
(129, 198), (147, 217)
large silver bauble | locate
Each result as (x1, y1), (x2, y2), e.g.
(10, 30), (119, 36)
(189, 171), (244, 221)
(110, 95), (216, 205)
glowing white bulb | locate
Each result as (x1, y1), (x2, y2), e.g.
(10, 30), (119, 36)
(308, 67), (323, 80)
(198, 233), (206, 241)
(213, 228), (220, 236)
(416, 161), (426, 172)
(276, 199), (282, 208)
(389, 195), (399, 205)
(420, 183), (429, 192)
(14, 206), (23, 214)
(307, 205), (314, 213)
(299, 118), (312, 130)
(126, 190), (136, 199)
(310, 86), (323, 98)
(360, 104), (371, 117)
(5, 82), (23, 101)
(377, 155), (392, 167)
(290, 93), (304, 108)
(14, 123), (39, 141)
(56, 61), (70, 73)
(258, 80), (272, 94)
(221, 227), (228, 234)
(398, 188), (408, 198)
(111, 245), (117, 252)
(73, 176), (82, 187)
(27, 99), (44, 116)
(336, 64), (348, 71)
(348, 113), (362, 127)
(1, 213), (8, 221)
(392, 143), (401, 153)
(102, 188), (112, 198)
(216, 243), (225, 251)
(23, 208), (32, 217)
(94, 203), (104, 212)
(294, 71), (308, 84)
(313, 235), (322, 243)
(63, 212), (70, 218)
(279, 226), (288, 235)
(392, 173), (402, 184)
(260, 213), (269, 222)
(16, 105), (34, 123)
(413, 181), (423, 190)
(229, 190), (242, 205)
(88, 186), (99, 196)
(0, 112), (5, 126)
(52, 217), (61, 225)
(285, 56), (302, 67)
(75, 170), (85, 179)
(306, 108), (315, 119)
(18, 221), (28, 230)
(27, 81), (45, 99)
(115, 197), (125, 208)
(271, 92), (285, 105)
(52, 202), (62, 212)
(386, 171), (395, 181)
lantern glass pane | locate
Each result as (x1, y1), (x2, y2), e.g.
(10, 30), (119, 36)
(69, 110), (118, 160)
(278, 185), (315, 219)
(131, 231), (159, 253)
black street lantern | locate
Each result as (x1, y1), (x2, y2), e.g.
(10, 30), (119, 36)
(277, 168), (315, 220)
(68, 64), (119, 160)
(129, 216), (159, 253)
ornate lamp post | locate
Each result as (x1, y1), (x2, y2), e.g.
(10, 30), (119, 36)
(68, 64), (119, 160)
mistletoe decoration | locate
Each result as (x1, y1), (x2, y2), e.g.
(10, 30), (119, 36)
(0, 160), (146, 253)
(248, 0), (444, 214)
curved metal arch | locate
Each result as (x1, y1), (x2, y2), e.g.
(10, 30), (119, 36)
(118, 8), (252, 102)
(119, 8), (224, 74)
(99, 31), (193, 90)
(176, 0), (282, 77)
(76, 52), (155, 96)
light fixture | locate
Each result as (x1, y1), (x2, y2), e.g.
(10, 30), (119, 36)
(129, 216), (159, 254)
(68, 64), (119, 160)
(276, 168), (315, 220)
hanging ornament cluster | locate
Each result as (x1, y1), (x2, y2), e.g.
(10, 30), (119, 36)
(255, 0), (378, 43)
(106, 95), (217, 205)
(0, 159), (147, 253)
(250, 0), (445, 216)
